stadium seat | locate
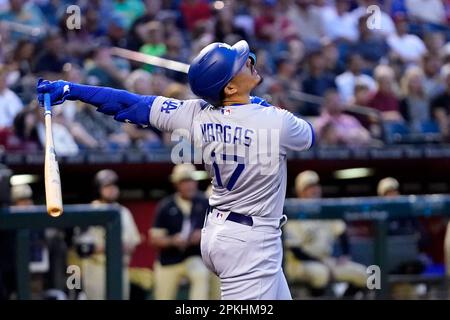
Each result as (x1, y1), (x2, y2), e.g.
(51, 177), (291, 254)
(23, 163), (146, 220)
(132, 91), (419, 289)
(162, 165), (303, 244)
(349, 235), (421, 272)
(420, 121), (440, 134)
(382, 122), (410, 144)
(383, 121), (443, 144)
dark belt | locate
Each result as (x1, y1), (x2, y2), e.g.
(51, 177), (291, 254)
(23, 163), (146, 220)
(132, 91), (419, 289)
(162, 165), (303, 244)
(224, 211), (286, 228)
(208, 206), (253, 226)
(226, 211), (253, 226)
(208, 207), (286, 228)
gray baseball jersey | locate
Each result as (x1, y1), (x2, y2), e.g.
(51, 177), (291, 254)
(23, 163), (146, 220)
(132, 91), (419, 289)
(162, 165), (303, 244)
(150, 97), (314, 219)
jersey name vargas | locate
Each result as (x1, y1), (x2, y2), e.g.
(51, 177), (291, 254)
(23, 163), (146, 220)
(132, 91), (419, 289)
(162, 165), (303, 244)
(200, 123), (254, 147)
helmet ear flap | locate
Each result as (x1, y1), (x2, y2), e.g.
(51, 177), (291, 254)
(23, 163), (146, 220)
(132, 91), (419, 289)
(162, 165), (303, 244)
(249, 52), (257, 65)
(219, 87), (226, 105)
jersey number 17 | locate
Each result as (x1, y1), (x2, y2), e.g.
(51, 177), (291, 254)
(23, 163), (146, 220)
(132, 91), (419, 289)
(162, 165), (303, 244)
(211, 152), (245, 191)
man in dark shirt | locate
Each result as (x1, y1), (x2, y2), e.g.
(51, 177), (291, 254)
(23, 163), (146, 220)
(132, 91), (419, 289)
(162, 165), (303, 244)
(301, 50), (337, 116)
(350, 15), (388, 66)
(430, 69), (450, 140)
(150, 164), (210, 300)
(33, 31), (70, 75)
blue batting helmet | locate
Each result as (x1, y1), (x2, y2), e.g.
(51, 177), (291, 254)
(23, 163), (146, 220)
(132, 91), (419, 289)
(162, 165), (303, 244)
(188, 40), (256, 106)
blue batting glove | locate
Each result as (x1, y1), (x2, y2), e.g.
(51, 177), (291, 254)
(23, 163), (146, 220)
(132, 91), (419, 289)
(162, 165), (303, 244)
(36, 78), (73, 106)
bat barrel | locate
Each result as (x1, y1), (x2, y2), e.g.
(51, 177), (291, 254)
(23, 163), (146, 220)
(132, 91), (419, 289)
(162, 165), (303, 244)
(43, 92), (63, 217)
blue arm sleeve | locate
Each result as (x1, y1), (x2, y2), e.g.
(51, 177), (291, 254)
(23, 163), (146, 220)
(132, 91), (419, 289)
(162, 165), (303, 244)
(69, 83), (157, 126)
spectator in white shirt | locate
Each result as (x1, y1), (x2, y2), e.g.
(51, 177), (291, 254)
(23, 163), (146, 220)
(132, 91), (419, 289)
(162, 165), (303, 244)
(405, 0), (446, 25)
(387, 13), (427, 64)
(349, 0), (396, 38)
(336, 53), (377, 104)
(287, 0), (325, 49)
(0, 65), (23, 128)
(35, 106), (79, 157)
(322, 0), (358, 42)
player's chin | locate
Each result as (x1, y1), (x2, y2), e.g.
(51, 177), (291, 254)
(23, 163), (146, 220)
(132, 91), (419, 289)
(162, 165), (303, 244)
(257, 75), (264, 85)
(253, 75), (263, 88)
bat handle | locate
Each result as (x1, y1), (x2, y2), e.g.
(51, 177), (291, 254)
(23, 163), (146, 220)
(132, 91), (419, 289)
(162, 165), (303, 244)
(44, 93), (52, 115)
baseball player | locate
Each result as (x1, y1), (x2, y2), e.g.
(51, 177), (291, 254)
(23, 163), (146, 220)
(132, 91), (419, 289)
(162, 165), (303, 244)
(37, 40), (315, 300)
(75, 169), (141, 300)
(151, 164), (211, 300)
(284, 171), (367, 298)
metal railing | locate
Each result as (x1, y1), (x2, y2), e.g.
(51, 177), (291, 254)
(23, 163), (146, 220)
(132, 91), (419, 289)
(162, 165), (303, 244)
(0, 204), (122, 300)
(284, 195), (450, 298)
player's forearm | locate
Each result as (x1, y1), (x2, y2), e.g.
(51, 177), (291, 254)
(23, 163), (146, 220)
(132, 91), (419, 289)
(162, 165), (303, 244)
(188, 229), (202, 246)
(291, 247), (320, 261)
(68, 83), (138, 107)
(68, 83), (157, 126)
(151, 235), (177, 249)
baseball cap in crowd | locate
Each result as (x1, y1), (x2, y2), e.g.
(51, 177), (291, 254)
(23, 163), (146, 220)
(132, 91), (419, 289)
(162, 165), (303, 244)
(94, 169), (119, 188)
(295, 170), (320, 194)
(11, 184), (33, 202)
(275, 52), (291, 69)
(170, 164), (208, 184)
(377, 177), (399, 196)
(170, 164), (197, 184)
(109, 13), (127, 30)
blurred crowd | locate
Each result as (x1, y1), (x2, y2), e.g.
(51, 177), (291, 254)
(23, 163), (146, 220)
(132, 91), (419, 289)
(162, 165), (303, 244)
(0, 164), (221, 300)
(2, 165), (449, 300)
(285, 171), (450, 299)
(1, 0), (450, 155)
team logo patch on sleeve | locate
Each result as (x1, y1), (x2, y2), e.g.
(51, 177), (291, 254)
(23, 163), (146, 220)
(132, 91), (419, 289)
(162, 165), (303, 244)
(161, 100), (182, 113)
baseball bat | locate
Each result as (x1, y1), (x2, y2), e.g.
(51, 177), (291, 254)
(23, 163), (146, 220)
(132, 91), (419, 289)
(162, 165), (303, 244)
(110, 47), (190, 73)
(44, 93), (63, 217)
